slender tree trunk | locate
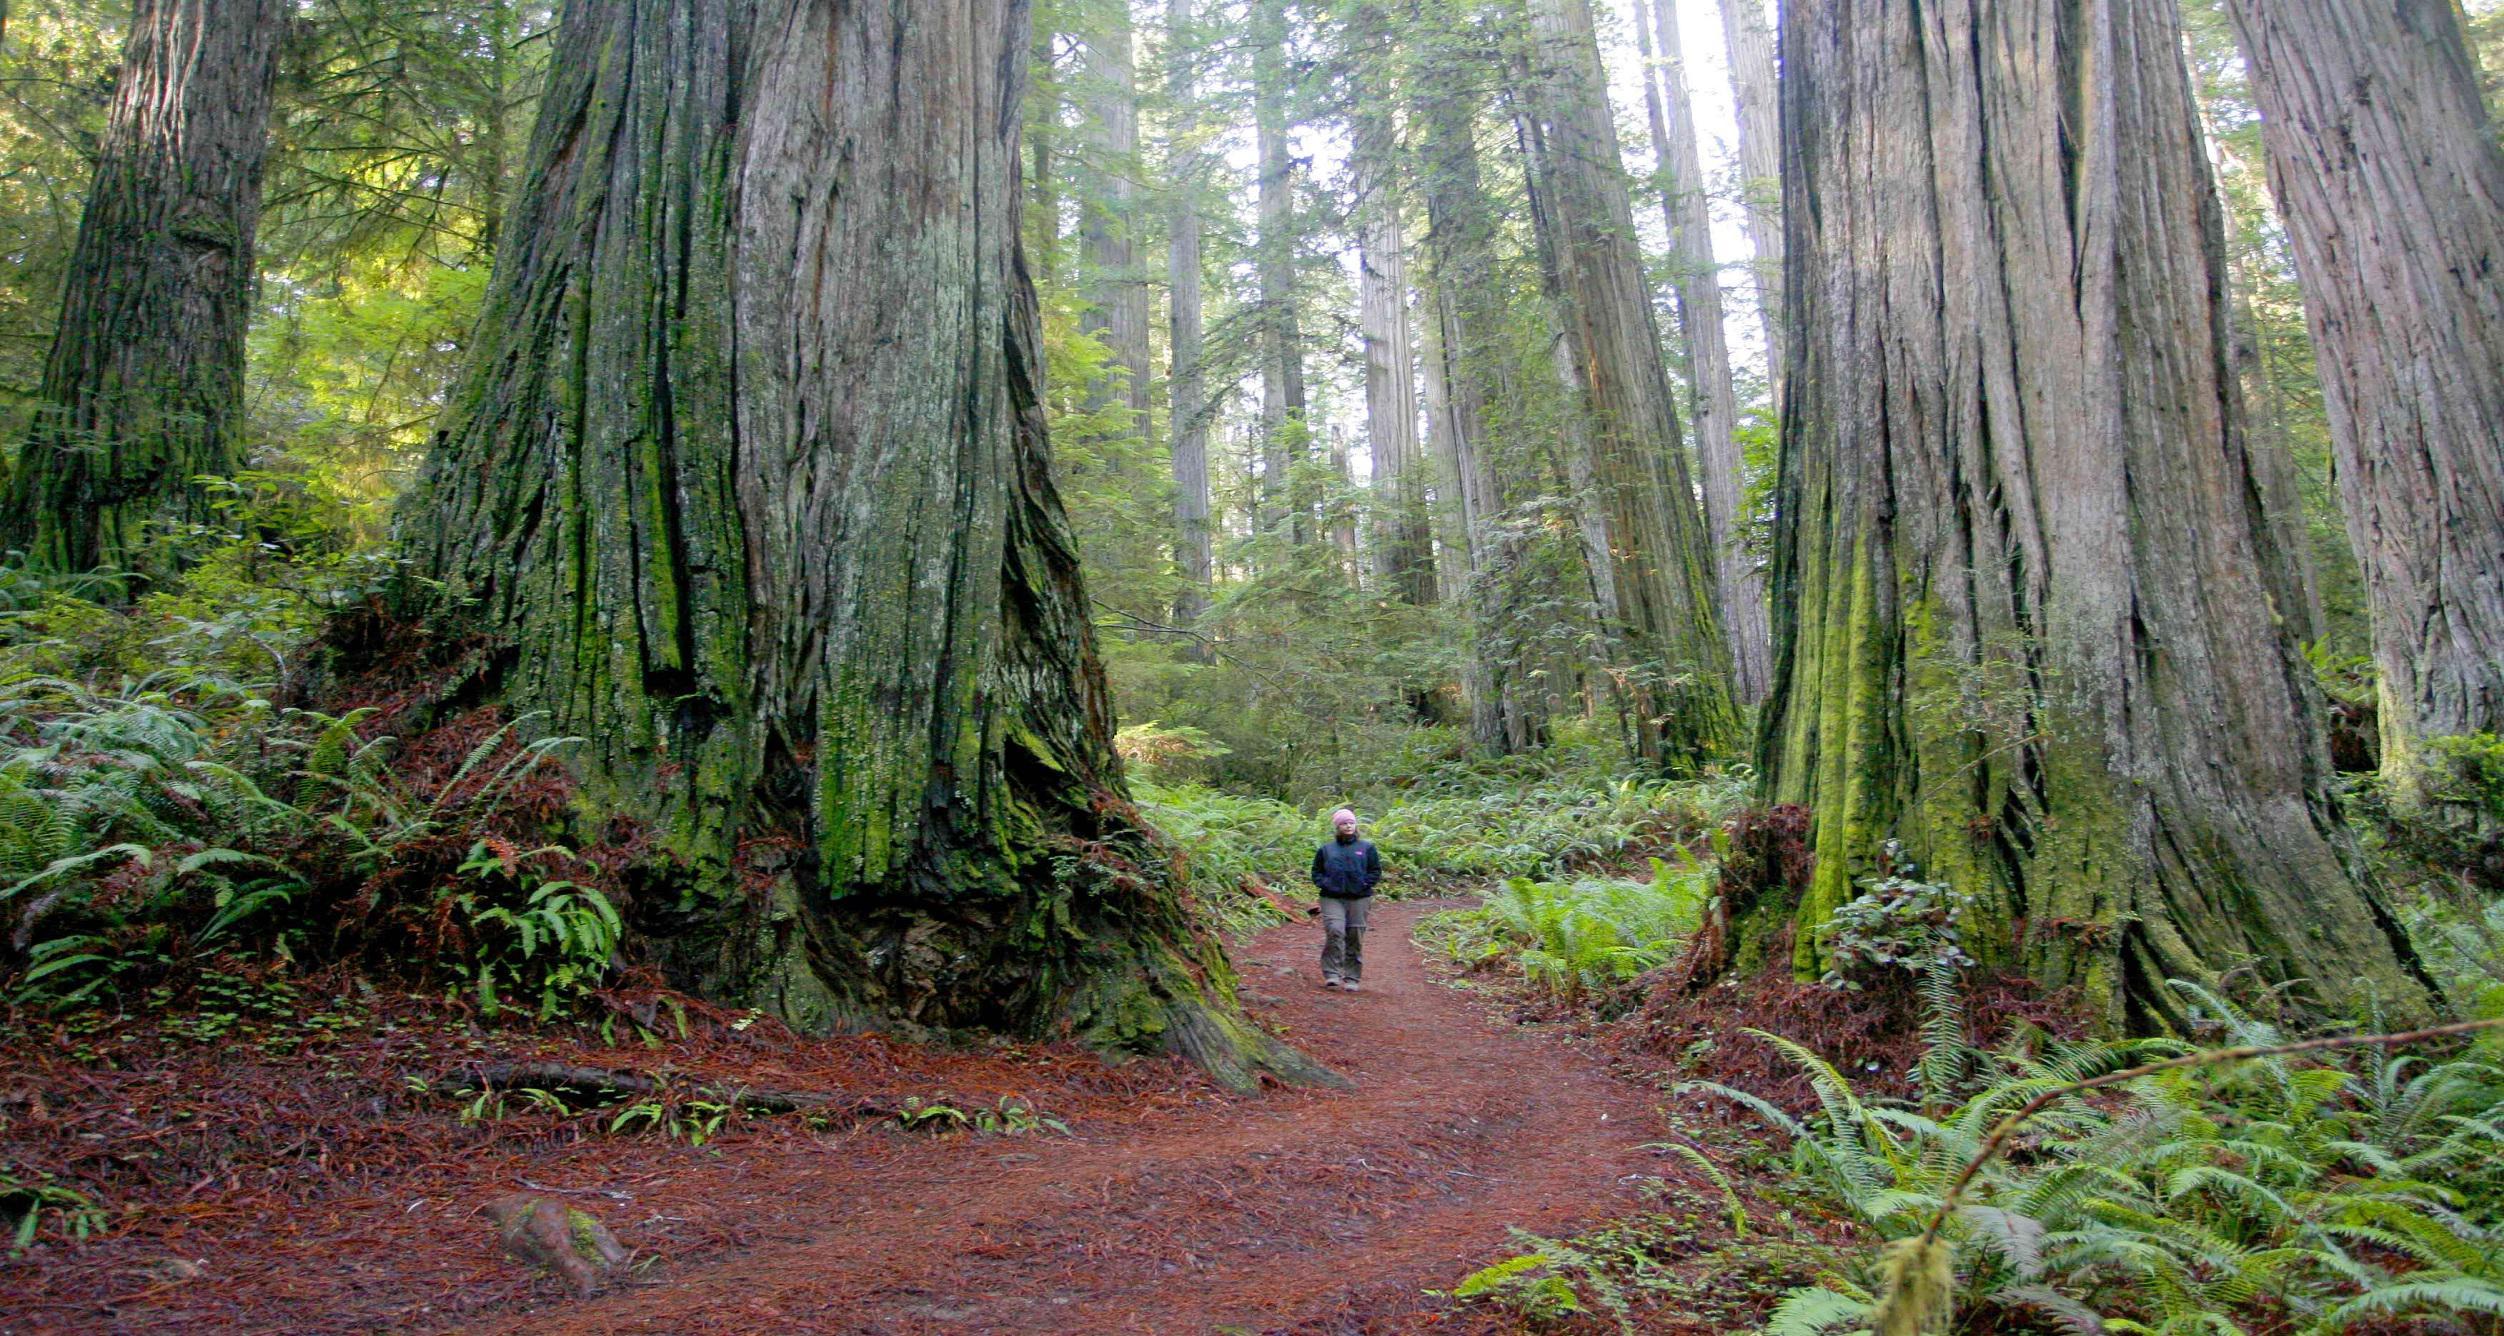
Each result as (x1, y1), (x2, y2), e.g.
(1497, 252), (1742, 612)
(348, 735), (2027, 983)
(2222, 0), (2504, 787)
(1164, 0), (1212, 631)
(1759, 0), (2433, 1026)
(397, 0), (1315, 1088)
(1, 0), (285, 578)
(1350, 24), (1432, 605)
(1512, 0), (1738, 773)
(1327, 424), (1359, 572)
(1078, 0), (1151, 426)
(1419, 66), (1547, 754)
(1254, 0), (1308, 545)
(1714, 0), (1784, 383)
(1633, 0), (1771, 703)
(1029, 20), (1059, 284)
(1420, 308), (1472, 608)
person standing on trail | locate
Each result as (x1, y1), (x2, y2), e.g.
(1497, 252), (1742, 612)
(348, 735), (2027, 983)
(1310, 807), (1382, 991)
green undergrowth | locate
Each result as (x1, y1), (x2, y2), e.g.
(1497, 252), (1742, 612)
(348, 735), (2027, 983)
(1417, 855), (1710, 1002)
(1719, 983), (2504, 1335)
(1136, 758), (1742, 929)
(1438, 964), (2504, 1334)
(0, 539), (623, 1022)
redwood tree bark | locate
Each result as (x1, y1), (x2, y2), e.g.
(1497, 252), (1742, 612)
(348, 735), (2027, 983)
(1760, 0), (2432, 1026)
(1419, 49), (1548, 754)
(1515, 0), (1739, 772)
(400, 0), (1312, 1087)
(2221, 0), (2504, 784)
(1253, 0), (1309, 545)
(1, 0), (285, 577)
(1164, 0), (1213, 630)
(1350, 7), (1432, 605)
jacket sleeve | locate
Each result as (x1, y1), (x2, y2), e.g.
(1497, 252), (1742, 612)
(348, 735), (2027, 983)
(1364, 843), (1382, 889)
(1310, 844), (1327, 890)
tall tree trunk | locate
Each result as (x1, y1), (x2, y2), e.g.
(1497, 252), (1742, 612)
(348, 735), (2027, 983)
(2221, 0), (2504, 788)
(1347, 2), (1430, 603)
(1, 0), (285, 578)
(397, 0), (1314, 1089)
(1513, 0), (1738, 773)
(1077, 0), (1151, 426)
(1351, 30), (1432, 605)
(1713, 0), (1784, 383)
(1327, 424), (1359, 572)
(1164, 0), (1213, 632)
(1633, 0), (1771, 703)
(1029, 20), (1059, 284)
(1254, 0), (1308, 545)
(1760, 0), (2433, 1026)
(1418, 63), (1547, 754)
(1420, 309), (1472, 607)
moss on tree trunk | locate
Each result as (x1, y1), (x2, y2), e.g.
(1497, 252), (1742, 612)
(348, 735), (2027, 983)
(396, 0), (1318, 1089)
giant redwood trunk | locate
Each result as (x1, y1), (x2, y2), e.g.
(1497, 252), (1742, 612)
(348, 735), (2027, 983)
(2221, 0), (2504, 786)
(400, 0), (1313, 1088)
(1419, 58), (1548, 755)
(1, 0), (285, 577)
(1515, 0), (1739, 772)
(1761, 0), (2433, 1027)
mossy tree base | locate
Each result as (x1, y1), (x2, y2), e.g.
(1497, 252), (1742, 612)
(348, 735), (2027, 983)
(395, 0), (1318, 1090)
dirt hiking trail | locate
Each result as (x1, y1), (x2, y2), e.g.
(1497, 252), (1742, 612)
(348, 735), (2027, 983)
(3, 902), (1698, 1334)
(522, 901), (1670, 1334)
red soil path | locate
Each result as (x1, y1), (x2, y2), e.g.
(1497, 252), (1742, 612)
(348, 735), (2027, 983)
(521, 901), (1672, 1334)
(3, 903), (1698, 1334)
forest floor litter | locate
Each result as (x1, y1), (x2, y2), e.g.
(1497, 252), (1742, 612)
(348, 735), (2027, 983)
(0, 899), (1836, 1334)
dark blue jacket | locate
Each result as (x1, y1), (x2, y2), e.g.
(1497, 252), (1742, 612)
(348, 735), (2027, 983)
(1311, 836), (1382, 899)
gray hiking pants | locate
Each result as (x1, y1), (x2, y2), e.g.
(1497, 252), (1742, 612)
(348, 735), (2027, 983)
(1320, 896), (1370, 982)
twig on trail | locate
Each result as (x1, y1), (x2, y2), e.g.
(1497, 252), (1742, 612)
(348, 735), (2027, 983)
(446, 1061), (907, 1121)
(518, 1179), (635, 1201)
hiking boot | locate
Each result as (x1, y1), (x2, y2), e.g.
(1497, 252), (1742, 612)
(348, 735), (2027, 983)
(1322, 976), (1342, 990)
(1342, 980), (1362, 993)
